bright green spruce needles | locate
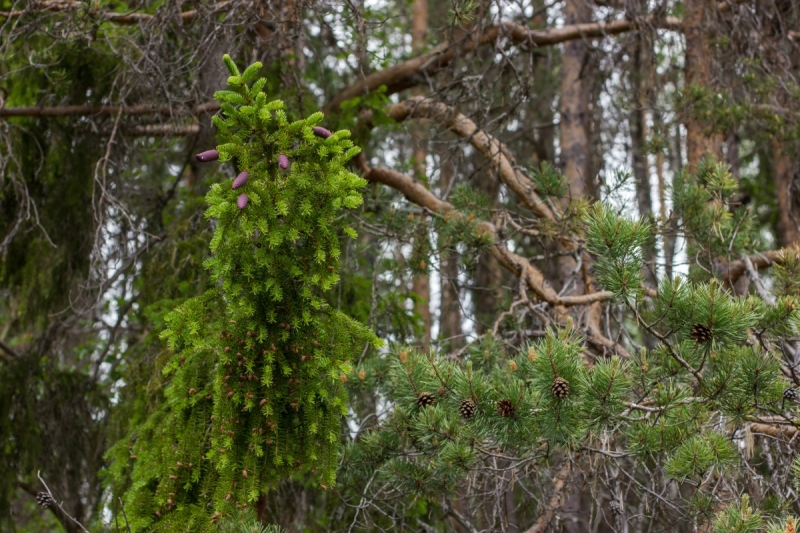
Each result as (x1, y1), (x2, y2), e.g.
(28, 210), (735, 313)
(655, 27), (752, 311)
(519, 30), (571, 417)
(109, 55), (381, 532)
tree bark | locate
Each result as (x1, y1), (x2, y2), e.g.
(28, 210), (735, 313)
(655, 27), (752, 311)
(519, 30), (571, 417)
(410, 0), (432, 344)
(559, 0), (591, 202)
(773, 141), (799, 246)
(684, 0), (722, 170)
(556, 0), (591, 289)
(438, 154), (463, 349)
(630, 35), (657, 292)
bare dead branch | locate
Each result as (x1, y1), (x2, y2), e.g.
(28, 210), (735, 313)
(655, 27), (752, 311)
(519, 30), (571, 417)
(362, 165), (624, 355)
(388, 97), (555, 220)
(125, 123), (200, 136)
(441, 498), (480, 533)
(749, 422), (799, 444)
(742, 253), (775, 304)
(0, 101), (219, 118)
(0, 0), (234, 25)
(17, 477), (88, 533)
(521, 458), (574, 533)
(324, 16), (682, 113)
(718, 250), (783, 285)
(0, 338), (18, 362)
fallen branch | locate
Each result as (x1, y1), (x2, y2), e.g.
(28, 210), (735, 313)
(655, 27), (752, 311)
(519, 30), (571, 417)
(324, 16), (681, 112)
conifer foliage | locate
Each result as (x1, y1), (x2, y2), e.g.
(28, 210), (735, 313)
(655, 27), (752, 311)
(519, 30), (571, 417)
(108, 55), (380, 532)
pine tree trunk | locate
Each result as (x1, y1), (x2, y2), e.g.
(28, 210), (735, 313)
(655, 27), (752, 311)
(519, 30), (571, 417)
(630, 35), (657, 291)
(557, 1), (590, 527)
(664, 122), (683, 281)
(556, 0), (591, 291)
(438, 153), (463, 350)
(773, 141), (799, 246)
(470, 152), (503, 335)
(684, 0), (722, 170)
(410, 0), (431, 344)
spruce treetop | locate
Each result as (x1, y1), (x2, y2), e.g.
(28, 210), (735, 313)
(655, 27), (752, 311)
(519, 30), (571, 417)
(108, 54), (381, 532)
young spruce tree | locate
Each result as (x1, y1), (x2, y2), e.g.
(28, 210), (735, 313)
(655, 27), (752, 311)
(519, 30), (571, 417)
(108, 55), (380, 532)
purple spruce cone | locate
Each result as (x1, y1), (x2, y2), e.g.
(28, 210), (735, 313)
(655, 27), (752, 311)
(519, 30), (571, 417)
(232, 171), (249, 189)
(237, 193), (249, 210)
(195, 149), (219, 162)
(278, 154), (289, 169)
(312, 126), (332, 139)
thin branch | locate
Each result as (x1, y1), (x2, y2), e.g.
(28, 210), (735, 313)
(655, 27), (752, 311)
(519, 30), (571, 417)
(0, 0), (234, 25)
(0, 338), (19, 361)
(17, 476), (89, 533)
(717, 250), (782, 285)
(324, 16), (682, 112)
(387, 97), (555, 220)
(124, 123), (200, 136)
(742, 253), (775, 304)
(521, 458), (574, 533)
(0, 101), (219, 118)
(118, 498), (132, 533)
(441, 498), (480, 533)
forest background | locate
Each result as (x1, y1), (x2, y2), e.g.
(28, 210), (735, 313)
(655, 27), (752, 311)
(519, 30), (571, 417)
(2, 0), (800, 532)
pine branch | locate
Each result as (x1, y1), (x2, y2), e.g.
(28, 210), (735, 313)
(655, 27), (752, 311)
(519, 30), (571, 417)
(441, 498), (479, 533)
(717, 250), (783, 286)
(17, 476), (89, 533)
(358, 155), (624, 360)
(742, 253), (775, 304)
(0, 0), (234, 25)
(388, 97), (555, 221)
(324, 16), (682, 112)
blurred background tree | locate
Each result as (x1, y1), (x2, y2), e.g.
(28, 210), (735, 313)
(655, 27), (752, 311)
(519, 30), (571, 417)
(1, 0), (800, 532)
